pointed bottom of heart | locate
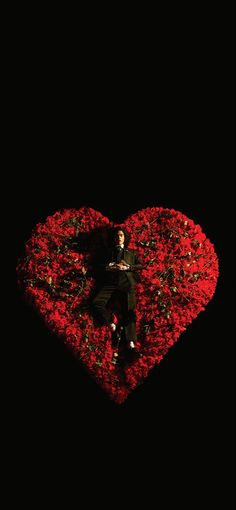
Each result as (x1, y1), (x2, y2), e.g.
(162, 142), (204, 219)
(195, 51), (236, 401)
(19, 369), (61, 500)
(70, 338), (162, 404)
(62, 324), (190, 404)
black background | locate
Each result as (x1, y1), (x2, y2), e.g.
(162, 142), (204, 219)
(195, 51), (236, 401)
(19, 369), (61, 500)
(14, 7), (234, 507)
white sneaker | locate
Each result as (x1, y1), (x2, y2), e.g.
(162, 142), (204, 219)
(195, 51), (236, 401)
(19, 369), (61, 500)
(110, 323), (116, 332)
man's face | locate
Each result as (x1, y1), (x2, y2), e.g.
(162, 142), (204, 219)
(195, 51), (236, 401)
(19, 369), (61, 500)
(115, 230), (125, 246)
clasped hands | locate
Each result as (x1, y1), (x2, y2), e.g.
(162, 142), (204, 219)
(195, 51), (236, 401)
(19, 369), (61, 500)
(107, 259), (130, 271)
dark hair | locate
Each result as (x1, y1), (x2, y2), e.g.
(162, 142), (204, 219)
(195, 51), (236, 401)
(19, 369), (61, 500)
(112, 226), (130, 247)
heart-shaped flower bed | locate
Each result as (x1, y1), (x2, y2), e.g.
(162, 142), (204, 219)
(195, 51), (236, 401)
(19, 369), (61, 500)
(17, 207), (219, 403)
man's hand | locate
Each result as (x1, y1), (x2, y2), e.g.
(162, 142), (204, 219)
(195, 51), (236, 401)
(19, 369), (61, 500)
(106, 261), (130, 271)
(115, 261), (130, 271)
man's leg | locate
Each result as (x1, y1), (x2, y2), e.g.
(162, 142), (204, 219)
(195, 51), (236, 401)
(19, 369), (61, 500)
(121, 290), (137, 347)
(92, 286), (115, 326)
(125, 310), (137, 345)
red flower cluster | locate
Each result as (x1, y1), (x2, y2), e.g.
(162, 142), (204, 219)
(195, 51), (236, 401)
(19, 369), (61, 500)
(16, 207), (219, 403)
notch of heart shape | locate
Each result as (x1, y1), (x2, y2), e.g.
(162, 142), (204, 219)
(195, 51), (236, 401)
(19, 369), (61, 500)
(17, 207), (219, 403)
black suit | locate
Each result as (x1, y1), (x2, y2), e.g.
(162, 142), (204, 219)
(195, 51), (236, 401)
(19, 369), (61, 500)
(92, 246), (143, 343)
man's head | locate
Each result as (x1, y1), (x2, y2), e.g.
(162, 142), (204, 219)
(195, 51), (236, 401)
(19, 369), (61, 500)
(112, 226), (130, 247)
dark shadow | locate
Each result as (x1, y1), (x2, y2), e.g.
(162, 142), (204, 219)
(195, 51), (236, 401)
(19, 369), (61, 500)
(66, 225), (115, 312)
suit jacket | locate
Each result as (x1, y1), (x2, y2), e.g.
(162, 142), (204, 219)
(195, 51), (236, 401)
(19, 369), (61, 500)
(104, 247), (143, 288)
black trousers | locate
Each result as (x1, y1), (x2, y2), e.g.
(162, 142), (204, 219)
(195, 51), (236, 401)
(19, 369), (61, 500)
(92, 283), (137, 342)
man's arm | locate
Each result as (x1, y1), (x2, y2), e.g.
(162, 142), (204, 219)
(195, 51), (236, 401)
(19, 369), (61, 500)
(125, 252), (143, 272)
(105, 262), (116, 271)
